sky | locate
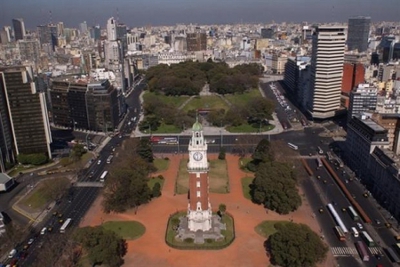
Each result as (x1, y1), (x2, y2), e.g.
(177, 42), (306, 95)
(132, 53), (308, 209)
(1, 0), (399, 29)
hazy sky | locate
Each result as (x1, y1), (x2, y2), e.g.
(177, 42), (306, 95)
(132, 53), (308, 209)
(1, 0), (399, 29)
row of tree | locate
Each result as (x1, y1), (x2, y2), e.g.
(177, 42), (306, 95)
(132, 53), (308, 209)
(249, 139), (302, 214)
(102, 138), (160, 213)
(146, 61), (263, 96)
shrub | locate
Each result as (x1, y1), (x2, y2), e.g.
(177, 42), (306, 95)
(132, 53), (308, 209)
(164, 157), (169, 161)
(157, 175), (164, 180)
(184, 238), (194, 243)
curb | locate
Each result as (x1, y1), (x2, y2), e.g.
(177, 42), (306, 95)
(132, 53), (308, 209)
(11, 203), (36, 222)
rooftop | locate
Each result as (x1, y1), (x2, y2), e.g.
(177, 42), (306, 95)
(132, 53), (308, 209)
(0, 173), (12, 184)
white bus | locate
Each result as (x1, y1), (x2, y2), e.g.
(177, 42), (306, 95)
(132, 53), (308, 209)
(107, 155), (113, 164)
(60, 218), (72, 233)
(100, 171), (108, 182)
(288, 143), (298, 150)
(316, 158), (323, 168)
(351, 227), (359, 237)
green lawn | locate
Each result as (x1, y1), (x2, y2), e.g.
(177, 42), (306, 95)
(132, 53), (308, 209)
(255, 220), (291, 238)
(153, 158), (170, 172)
(239, 157), (253, 172)
(143, 91), (190, 108)
(227, 124), (275, 133)
(148, 176), (165, 190)
(241, 177), (253, 200)
(208, 159), (229, 193)
(152, 123), (182, 134)
(102, 221), (146, 240)
(8, 160), (55, 177)
(166, 212), (235, 249)
(175, 159), (229, 194)
(182, 96), (229, 112)
(19, 177), (70, 211)
(224, 89), (261, 106)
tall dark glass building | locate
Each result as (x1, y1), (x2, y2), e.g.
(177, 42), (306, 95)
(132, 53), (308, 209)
(347, 16), (371, 52)
(12, 18), (25, 41)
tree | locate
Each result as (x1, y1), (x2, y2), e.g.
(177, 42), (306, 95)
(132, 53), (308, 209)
(252, 139), (274, 163)
(73, 226), (127, 267)
(17, 153), (48, 165)
(43, 177), (70, 201)
(218, 203), (227, 217)
(152, 182), (162, 198)
(70, 144), (86, 163)
(137, 138), (154, 163)
(218, 147), (226, 160)
(267, 222), (328, 267)
(251, 162), (302, 214)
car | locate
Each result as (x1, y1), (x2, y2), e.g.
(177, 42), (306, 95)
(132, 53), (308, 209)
(385, 223), (392, 228)
(23, 244), (29, 250)
(357, 223), (363, 230)
(341, 208), (347, 212)
(317, 175), (321, 179)
(59, 219), (64, 224)
(27, 238), (34, 245)
(318, 208), (324, 213)
(363, 193), (369, 198)
(58, 213), (63, 218)
(48, 227), (53, 232)
(375, 219), (381, 225)
(97, 160), (101, 165)
(52, 211), (58, 216)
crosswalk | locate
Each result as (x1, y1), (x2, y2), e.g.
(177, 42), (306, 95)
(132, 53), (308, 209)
(331, 247), (383, 256)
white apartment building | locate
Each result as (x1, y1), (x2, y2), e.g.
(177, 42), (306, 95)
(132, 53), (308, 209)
(106, 17), (117, 41)
(307, 25), (346, 119)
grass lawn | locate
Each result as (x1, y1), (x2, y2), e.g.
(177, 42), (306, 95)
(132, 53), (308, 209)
(151, 123), (182, 134)
(166, 212), (235, 249)
(227, 124), (275, 133)
(208, 159), (229, 193)
(19, 177), (70, 211)
(241, 177), (253, 200)
(176, 159), (189, 194)
(182, 96), (229, 112)
(153, 158), (170, 172)
(148, 176), (165, 190)
(143, 91), (190, 108)
(224, 89), (262, 106)
(239, 157), (253, 172)
(8, 161), (54, 177)
(255, 220), (291, 238)
(176, 159), (229, 194)
(102, 221), (146, 240)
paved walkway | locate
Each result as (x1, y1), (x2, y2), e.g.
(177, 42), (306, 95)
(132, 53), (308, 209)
(81, 154), (335, 267)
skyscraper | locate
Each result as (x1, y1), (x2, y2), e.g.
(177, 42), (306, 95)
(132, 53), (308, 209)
(186, 33), (207, 51)
(12, 18), (25, 41)
(307, 25), (346, 119)
(0, 66), (52, 171)
(107, 17), (117, 41)
(347, 16), (371, 52)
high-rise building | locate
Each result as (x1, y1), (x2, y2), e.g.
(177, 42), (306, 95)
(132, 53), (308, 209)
(12, 18), (25, 41)
(107, 17), (117, 41)
(90, 25), (101, 40)
(0, 27), (11, 44)
(116, 23), (127, 40)
(187, 119), (212, 231)
(18, 39), (41, 64)
(49, 77), (119, 132)
(0, 66), (52, 171)
(348, 84), (377, 121)
(186, 33), (207, 51)
(261, 28), (274, 39)
(37, 24), (58, 50)
(341, 63), (365, 94)
(307, 25), (346, 119)
(79, 21), (88, 35)
(347, 16), (371, 52)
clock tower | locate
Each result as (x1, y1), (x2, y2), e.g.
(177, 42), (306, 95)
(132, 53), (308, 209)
(187, 117), (212, 232)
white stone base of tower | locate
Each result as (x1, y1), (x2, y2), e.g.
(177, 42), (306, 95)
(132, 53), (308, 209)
(187, 205), (212, 232)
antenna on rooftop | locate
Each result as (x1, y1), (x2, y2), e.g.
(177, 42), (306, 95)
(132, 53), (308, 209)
(116, 8), (119, 23)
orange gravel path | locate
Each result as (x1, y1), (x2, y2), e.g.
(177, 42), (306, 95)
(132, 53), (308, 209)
(80, 154), (335, 267)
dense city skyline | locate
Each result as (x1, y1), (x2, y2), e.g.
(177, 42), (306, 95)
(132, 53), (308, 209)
(1, 0), (399, 29)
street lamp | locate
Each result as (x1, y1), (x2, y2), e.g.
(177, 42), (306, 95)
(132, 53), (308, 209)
(220, 121), (223, 148)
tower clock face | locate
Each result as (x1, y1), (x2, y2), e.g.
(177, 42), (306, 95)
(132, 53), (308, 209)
(193, 152), (203, 161)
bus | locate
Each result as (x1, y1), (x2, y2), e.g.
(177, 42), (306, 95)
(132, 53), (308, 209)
(336, 158), (344, 168)
(351, 227), (359, 237)
(60, 218), (72, 233)
(334, 226), (346, 241)
(327, 203), (348, 234)
(107, 155), (114, 164)
(361, 231), (376, 247)
(326, 151), (334, 161)
(316, 158), (323, 168)
(355, 241), (370, 261)
(164, 137), (178, 145)
(386, 247), (400, 263)
(348, 206), (360, 221)
(100, 171), (108, 183)
(395, 243), (400, 254)
(287, 143), (298, 150)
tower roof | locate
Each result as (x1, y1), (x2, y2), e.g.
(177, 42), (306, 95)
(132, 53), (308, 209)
(192, 116), (203, 131)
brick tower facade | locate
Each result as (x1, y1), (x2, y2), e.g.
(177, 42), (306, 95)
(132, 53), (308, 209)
(187, 118), (212, 231)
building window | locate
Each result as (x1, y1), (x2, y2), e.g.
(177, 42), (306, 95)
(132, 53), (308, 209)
(197, 191), (201, 197)
(196, 181), (200, 188)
